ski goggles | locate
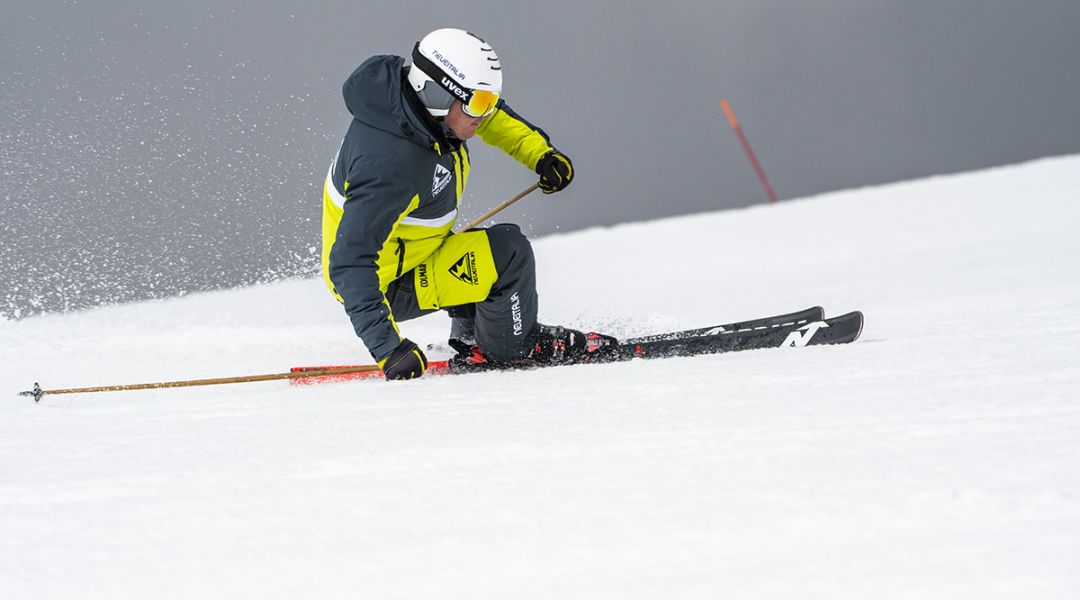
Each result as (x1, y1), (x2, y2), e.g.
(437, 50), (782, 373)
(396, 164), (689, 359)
(459, 88), (500, 118)
(412, 44), (501, 118)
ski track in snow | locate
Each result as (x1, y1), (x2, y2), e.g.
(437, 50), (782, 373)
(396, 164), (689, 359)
(2, 156), (1079, 598)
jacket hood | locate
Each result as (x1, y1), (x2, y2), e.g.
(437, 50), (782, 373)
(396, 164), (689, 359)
(342, 55), (442, 150)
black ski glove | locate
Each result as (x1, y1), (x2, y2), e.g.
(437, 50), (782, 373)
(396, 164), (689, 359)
(379, 339), (428, 381)
(535, 150), (574, 194)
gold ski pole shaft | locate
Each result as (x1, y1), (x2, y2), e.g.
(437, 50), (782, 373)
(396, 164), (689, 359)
(18, 365), (382, 402)
(457, 183), (540, 232)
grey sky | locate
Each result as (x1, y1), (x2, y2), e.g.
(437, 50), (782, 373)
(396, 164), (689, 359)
(3, 0), (1079, 318)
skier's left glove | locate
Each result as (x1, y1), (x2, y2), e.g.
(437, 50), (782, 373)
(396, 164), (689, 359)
(535, 150), (574, 194)
(379, 339), (427, 381)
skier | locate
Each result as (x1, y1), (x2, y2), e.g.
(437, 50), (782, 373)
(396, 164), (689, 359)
(321, 28), (613, 380)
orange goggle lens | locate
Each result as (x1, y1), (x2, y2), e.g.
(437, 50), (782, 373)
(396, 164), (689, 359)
(463, 89), (500, 118)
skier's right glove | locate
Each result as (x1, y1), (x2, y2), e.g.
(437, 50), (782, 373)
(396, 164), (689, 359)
(379, 339), (428, 381)
(535, 150), (574, 194)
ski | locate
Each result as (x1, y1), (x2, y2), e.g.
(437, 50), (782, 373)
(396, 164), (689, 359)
(424, 306), (824, 353)
(613, 311), (863, 360)
(290, 307), (859, 385)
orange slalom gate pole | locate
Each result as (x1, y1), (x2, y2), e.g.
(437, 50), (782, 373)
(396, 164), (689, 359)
(720, 98), (779, 204)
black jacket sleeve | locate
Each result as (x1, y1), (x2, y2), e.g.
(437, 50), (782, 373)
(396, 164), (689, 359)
(328, 156), (418, 361)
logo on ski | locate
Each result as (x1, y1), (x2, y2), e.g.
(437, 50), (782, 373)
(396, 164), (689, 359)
(449, 251), (478, 285)
(432, 163), (452, 196)
(781, 321), (829, 347)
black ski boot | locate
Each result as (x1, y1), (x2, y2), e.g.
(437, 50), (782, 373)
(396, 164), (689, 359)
(447, 324), (619, 372)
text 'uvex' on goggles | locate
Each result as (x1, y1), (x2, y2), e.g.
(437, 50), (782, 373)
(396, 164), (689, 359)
(411, 43), (500, 118)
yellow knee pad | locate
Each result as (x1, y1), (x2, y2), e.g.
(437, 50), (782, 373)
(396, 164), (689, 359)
(414, 230), (498, 310)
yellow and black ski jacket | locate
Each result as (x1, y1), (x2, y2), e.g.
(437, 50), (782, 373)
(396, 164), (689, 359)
(323, 55), (558, 361)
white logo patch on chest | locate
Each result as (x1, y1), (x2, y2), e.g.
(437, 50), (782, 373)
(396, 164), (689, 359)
(433, 163), (452, 197)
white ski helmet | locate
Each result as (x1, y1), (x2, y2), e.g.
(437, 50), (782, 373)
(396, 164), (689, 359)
(407, 28), (502, 118)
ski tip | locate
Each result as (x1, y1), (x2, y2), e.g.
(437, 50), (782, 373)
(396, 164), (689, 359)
(841, 310), (864, 342)
(816, 310), (864, 345)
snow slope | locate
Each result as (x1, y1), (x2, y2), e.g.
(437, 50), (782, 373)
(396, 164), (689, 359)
(2, 156), (1079, 599)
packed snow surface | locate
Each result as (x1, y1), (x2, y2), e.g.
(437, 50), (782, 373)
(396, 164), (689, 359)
(2, 156), (1079, 598)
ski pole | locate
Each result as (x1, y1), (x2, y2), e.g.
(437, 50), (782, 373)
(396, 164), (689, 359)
(457, 183), (539, 232)
(18, 365), (382, 403)
(720, 98), (779, 204)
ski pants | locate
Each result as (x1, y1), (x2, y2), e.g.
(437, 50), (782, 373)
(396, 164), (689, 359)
(384, 223), (538, 361)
